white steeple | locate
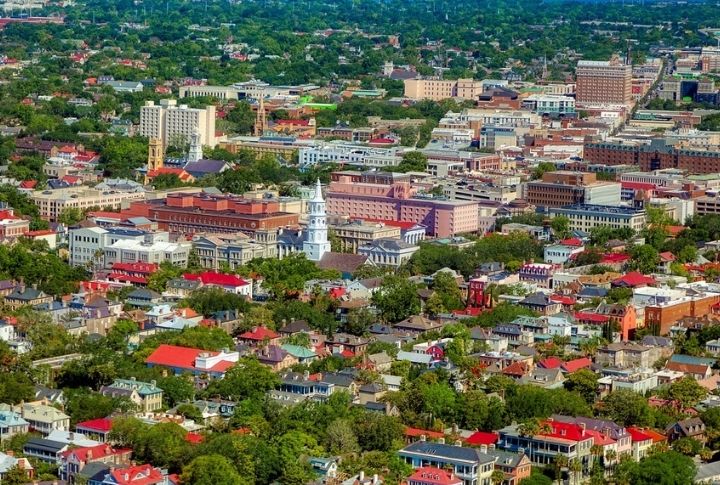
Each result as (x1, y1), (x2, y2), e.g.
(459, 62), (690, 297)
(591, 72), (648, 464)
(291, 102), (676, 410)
(187, 130), (203, 163)
(303, 179), (331, 261)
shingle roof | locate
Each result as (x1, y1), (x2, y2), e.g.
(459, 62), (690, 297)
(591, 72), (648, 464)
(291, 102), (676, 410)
(400, 441), (495, 464)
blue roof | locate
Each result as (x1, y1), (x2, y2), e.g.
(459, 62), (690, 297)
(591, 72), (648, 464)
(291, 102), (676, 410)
(400, 441), (495, 464)
(670, 354), (716, 366)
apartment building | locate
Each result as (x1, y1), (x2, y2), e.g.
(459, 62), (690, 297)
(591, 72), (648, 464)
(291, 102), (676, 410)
(68, 227), (167, 267)
(595, 342), (663, 369)
(644, 292), (720, 335)
(139, 99), (217, 147)
(524, 171), (621, 209)
(30, 188), (146, 222)
(403, 78), (485, 101)
(576, 57), (632, 105)
(584, 139), (720, 174)
(522, 95), (576, 115)
(548, 204), (646, 232)
(326, 171), (479, 237)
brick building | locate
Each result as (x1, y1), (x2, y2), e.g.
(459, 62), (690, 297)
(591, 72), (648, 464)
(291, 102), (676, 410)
(645, 293), (720, 335)
(584, 139), (720, 174)
(576, 57), (632, 105)
(524, 171), (621, 208)
(124, 193), (298, 235)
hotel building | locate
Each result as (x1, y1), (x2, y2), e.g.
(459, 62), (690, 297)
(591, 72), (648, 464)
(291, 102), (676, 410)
(325, 171), (479, 238)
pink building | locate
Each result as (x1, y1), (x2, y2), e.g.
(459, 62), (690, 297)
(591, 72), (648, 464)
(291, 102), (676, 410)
(326, 171), (478, 237)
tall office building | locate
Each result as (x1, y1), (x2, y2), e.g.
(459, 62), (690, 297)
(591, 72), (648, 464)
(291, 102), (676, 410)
(576, 56), (632, 105)
(140, 99), (217, 148)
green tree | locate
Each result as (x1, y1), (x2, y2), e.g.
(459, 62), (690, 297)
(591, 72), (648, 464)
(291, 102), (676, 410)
(664, 376), (707, 408)
(394, 151), (427, 172)
(372, 275), (421, 323)
(550, 216), (571, 240)
(626, 451), (695, 485)
(629, 244), (660, 274)
(181, 454), (247, 485)
(204, 356), (280, 400)
(563, 369), (598, 405)
(600, 389), (654, 427)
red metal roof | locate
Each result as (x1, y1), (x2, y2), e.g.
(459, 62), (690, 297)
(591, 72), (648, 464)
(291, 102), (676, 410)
(76, 417), (112, 433)
(550, 294), (576, 305)
(574, 312), (610, 323)
(538, 356), (564, 369)
(540, 420), (592, 442)
(183, 271), (249, 288)
(107, 273), (148, 284)
(613, 271), (656, 287)
(238, 326), (279, 341)
(586, 429), (615, 446)
(111, 262), (159, 274)
(464, 431), (498, 445)
(145, 344), (234, 373)
(600, 253), (630, 264)
(19, 180), (37, 189)
(361, 218), (420, 230)
(562, 357), (592, 373)
(109, 464), (165, 485)
(60, 443), (127, 461)
(621, 181), (656, 191)
(559, 237), (583, 247)
(405, 427), (445, 439)
(407, 467), (463, 485)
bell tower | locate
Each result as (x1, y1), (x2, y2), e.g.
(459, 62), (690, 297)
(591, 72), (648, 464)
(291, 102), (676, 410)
(303, 179), (331, 262)
(147, 138), (164, 171)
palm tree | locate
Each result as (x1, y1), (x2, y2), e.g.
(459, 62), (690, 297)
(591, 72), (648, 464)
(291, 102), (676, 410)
(554, 455), (569, 485)
(569, 458), (582, 485)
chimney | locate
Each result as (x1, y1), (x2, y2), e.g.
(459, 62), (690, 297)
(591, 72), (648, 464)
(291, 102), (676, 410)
(87, 449), (93, 459)
(303, 370), (310, 380)
(359, 471), (365, 482)
(438, 437), (445, 444)
(420, 434), (426, 441)
(489, 444), (495, 450)
(373, 474), (379, 484)
(454, 440), (462, 446)
(69, 432), (74, 441)
(5, 450), (13, 457)
(480, 444), (488, 454)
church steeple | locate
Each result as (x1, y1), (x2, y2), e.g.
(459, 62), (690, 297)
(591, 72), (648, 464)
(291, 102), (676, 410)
(254, 93), (267, 136)
(303, 179), (330, 262)
(187, 130), (202, 162)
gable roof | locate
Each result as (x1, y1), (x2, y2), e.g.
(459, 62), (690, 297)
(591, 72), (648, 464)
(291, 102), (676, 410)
(75, 417), (112, 433)
(145, 344), (235, 373)
(400, 441), (495, 464)
(238, 326), (279, 341)
(183, 271), (249, 287)
(561, 357), (592, 373)
(407, 466), (463, 485)
(464, 431), (498, 446)
(317, 252), (367, 274)
(612, 271), (656, 287)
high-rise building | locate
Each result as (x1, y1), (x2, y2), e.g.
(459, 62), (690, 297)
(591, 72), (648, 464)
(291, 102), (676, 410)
(576, 56), (632, 105)
(139, 100), (217, 148)
(524, 171), (621, 208)
(303, 180), (331, 262)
